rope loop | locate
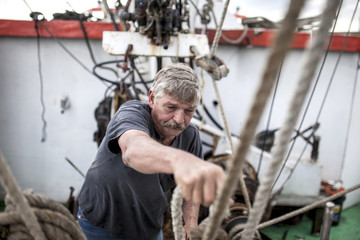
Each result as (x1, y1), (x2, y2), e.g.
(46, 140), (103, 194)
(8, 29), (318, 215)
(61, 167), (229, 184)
(171, 187), (184, 240)
(190, 218), (228, 240)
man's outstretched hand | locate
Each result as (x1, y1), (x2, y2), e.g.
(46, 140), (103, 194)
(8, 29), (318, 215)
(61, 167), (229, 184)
(173, 157), (225, 207)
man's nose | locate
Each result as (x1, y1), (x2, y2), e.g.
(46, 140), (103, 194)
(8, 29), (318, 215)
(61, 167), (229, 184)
(173, 109), (185, 124)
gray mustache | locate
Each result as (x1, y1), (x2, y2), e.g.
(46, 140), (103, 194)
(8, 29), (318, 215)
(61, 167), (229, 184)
(163, 121), (186, 130)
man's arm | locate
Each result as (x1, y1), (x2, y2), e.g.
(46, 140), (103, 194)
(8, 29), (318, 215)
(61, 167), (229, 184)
(182, 199), (199, 240)
(118, 129), (224, 206)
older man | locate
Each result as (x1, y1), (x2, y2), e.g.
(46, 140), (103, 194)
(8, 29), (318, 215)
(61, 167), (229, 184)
(77, 63), (224, 240)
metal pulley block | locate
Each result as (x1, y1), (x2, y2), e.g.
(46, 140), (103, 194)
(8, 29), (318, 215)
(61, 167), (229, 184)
(191, 46), (229, 80)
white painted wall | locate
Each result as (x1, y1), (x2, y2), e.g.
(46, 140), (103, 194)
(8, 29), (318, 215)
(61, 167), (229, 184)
(0, 37), (111, 202)
(0, 35), (359, 209)
(200, 45), (360, 208)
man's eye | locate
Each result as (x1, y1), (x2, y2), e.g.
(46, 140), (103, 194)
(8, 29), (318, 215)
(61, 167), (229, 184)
(167, 106), (176, 111)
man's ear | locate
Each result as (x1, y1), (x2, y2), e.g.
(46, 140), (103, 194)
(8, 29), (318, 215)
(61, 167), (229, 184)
(148, 90), (155, 108)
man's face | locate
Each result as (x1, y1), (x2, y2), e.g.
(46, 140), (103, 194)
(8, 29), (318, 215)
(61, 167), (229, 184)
(149, 91), (197, 141)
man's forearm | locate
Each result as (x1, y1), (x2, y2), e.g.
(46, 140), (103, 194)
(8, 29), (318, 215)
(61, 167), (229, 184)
(119, 130), (184, 174)
(119, 130), (225, 207)
(182, 199), (199, 226)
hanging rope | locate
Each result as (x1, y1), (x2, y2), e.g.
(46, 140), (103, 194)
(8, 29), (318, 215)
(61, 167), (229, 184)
(207, 0), (233, 150)
(210, 9), (249, 45)
(198, 1), (306, 239)
(171, 187), (185, 240)
(209, 0), (230, 58)
(174, 0), (252, 235)
(208, 0), (253, 214)
(33, 17), (48, 143)
(256, 58), (283, 174)
(240, 1), (341, 239)
(0, 150), (86, 240)
(271, 0), (345, 193)
(272, 0), (358, 198)
(340, 53), (359, 172)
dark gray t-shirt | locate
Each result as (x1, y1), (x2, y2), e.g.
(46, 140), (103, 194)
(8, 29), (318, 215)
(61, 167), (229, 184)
(78, 100), (203, 240)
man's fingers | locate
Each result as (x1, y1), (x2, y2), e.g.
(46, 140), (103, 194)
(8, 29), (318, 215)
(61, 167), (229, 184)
(216, 167), (225, 193)
(191, 175), (204, 205)
(175, 161), (225, 206)
(180, 179), (194, 202)
(202, 177), (216, 207)
(203, 165), (225, 206)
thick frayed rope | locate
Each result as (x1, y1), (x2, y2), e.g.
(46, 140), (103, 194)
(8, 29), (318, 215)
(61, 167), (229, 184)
(240, 1), (341, 239)
(201, 1), (306, 239)
(0, 150), (86, 240)
(171, 187), (185, 240)
(0, 150), (46, 240)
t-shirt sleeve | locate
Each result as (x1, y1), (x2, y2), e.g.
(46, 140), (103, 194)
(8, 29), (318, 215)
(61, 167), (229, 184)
(106, 101), (151, 154)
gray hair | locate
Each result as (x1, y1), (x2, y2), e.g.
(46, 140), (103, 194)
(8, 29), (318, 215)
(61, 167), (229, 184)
(150, 63), (201, 104)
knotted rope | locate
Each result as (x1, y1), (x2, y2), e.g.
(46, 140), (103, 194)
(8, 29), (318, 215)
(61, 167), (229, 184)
(200, 1), (306, 239)
(0, 150), (86, 240)
(240, 1), (341, 239)
(0, 150), (46, 240)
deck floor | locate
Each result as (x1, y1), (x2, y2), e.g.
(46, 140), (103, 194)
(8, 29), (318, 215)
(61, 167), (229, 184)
(0, 200), (359, 239)
(262, 202), (360, 240)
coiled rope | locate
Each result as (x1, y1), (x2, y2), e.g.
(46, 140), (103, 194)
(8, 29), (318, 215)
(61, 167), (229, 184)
(0, 150), (86, 240)
(240, 1), (341, 239)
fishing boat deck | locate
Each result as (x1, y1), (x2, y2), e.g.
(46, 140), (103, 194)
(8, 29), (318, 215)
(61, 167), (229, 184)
(0, 200), (358, 239)
(262, 202), (360, 240)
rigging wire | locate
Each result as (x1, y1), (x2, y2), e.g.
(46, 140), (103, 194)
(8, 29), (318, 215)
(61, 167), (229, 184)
(340, 53), (359, 175)
(78, 16), (120, 78)
(205, 102), (239, 137)
(22, 2), (102, 78)
(34, 18), (47, 143)
(199, 0), (307, 239)
(92, 59), (154, 87)
(210, 9), (249, 45)
(35, 21), (94, 75)
(271, 0), (344, 191)
(188, 0), (203, 18)
(103, 0), (120, 31)
(256, 58), (283, 174)
(93, 61), (124, 84)
(241, 1), (341, 238)
(130, 57), (151, 92)
(22, 0), (33, 12)
(22, 0), (121, 90)
(273, 0), (359, 193)
(315, 0), (359, 122)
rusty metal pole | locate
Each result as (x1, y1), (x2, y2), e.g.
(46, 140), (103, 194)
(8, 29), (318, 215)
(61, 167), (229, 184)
(320, 201), (335, 240)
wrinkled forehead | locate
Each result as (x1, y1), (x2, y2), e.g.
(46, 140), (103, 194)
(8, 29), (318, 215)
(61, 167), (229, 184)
(157, 94), (198, 108)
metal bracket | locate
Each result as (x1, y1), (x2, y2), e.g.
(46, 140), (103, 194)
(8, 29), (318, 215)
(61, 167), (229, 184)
(102, 31), (210, 57)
